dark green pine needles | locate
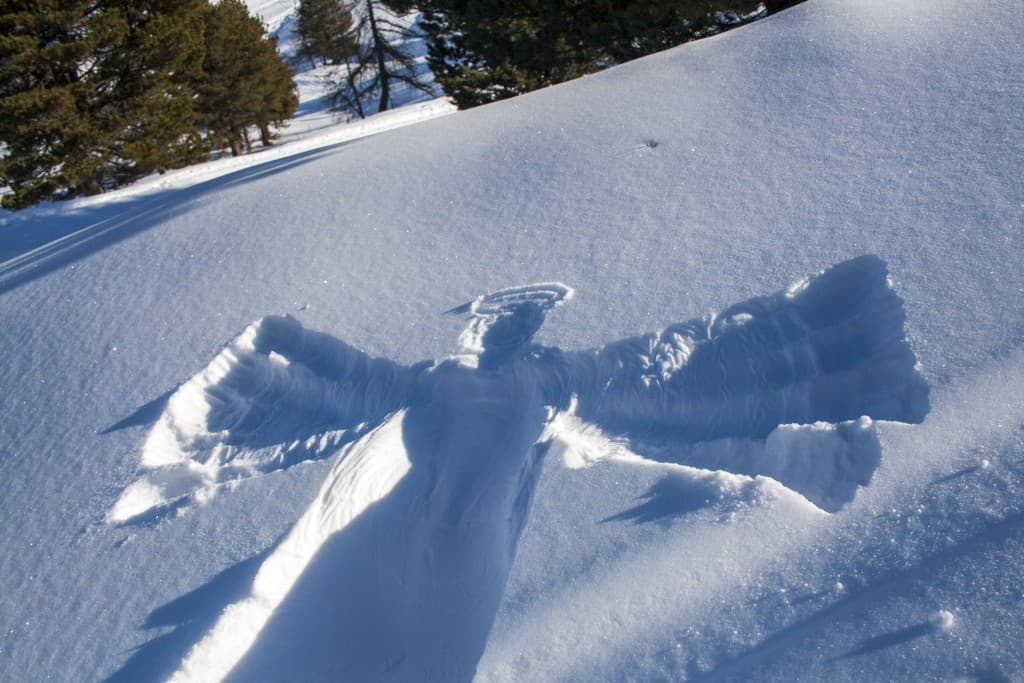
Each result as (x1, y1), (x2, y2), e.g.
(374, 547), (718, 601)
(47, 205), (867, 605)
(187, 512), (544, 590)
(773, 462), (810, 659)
(0, 0), (297, 209)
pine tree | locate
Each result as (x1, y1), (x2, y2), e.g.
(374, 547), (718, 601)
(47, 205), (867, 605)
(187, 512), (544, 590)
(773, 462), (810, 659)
(0, 1), (99, 206)
(96, 0), (208, 183)
(195, 0), (298, 156)
(0, 0), (206, 208)
(254, 36), (302, 146)
(297, 0), (359, 67)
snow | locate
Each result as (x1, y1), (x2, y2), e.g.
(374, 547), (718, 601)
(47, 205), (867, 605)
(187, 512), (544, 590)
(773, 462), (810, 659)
(172, 411), (415, 682)
(114, 259), (916, 679)
(1, 0), (1023, 680)
(106, 314), (419, 525)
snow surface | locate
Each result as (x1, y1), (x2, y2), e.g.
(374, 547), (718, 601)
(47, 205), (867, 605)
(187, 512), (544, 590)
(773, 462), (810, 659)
(1, 0), (1023, 680)
(115, 260), (923, 679)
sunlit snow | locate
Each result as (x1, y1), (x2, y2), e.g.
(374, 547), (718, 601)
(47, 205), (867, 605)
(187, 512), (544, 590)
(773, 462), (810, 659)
(1, 0), (1022, 681)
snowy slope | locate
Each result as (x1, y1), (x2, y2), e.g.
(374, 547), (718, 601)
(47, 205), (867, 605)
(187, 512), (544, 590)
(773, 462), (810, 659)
(1, 0), (1023, 681)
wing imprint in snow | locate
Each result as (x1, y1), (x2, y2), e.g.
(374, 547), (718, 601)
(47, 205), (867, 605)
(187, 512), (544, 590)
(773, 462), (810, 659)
(556, 255), (929, 511)
(108, 315), (425, 524)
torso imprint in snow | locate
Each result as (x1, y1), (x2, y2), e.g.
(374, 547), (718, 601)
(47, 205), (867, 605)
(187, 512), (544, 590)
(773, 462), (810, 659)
(112, 257), (930, 682)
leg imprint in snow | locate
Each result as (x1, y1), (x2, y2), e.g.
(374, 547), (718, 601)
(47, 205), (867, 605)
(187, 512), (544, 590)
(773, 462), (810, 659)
(115, 257), (927, 680)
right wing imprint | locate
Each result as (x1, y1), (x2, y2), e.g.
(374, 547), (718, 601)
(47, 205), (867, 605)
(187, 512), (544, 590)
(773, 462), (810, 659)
(560, 255), (930, 446)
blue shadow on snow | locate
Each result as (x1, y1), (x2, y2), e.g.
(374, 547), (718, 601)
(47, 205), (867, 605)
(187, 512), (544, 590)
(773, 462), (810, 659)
(103, 541), (277, 683)
(0, 140), (359, 296)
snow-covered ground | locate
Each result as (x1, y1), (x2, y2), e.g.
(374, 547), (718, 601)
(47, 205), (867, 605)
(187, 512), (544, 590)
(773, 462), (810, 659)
(2, 0), (1023, 681)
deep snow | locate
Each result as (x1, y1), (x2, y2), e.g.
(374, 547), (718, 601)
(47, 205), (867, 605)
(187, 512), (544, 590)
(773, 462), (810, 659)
(1, 0), (1023, 680)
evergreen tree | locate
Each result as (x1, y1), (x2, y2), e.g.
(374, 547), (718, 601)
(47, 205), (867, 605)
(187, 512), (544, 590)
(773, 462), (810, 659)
(98, 0), (208, 182)
(195, 0), (298, 156)
(0, 0), (206, 208)
(407, 0), (766, 109)
(329, 1), (433, 119)
(253, 39), (302, 147)
(297, 0), (359, 67)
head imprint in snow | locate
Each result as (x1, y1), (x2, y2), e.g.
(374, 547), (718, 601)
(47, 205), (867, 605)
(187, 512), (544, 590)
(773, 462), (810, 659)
(449, 283), (574, 356)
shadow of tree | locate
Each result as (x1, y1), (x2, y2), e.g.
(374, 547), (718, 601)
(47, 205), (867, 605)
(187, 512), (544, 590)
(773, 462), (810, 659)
(835, 622), (936, 660)
(0, 141), (354, 296)
(687, 510), (1024, 681)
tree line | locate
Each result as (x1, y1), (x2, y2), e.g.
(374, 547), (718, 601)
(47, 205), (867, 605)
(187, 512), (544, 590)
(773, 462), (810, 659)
(3, 0), (804, 209)
(418, 0), (804, 108)
(0, 0), (296, 208)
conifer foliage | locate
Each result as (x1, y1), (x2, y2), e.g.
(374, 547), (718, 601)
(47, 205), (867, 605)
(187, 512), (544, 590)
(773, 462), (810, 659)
(296, 0), (359, 67)
(0, 0), (298, 209)
(197, 0), (298, 156)
(0, 0), (206, 207)
(408, 0), (768, 109)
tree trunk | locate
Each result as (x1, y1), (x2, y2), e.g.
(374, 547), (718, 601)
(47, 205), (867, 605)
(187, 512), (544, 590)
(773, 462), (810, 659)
(84, 175), (104, 196)
(229, 129), (242, 156)
(366, 1), (390, 113)
(260, 123), (272, 146)
(348, 66), (366, 119)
